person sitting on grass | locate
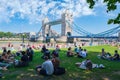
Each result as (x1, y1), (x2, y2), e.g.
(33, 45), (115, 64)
(56, 44), (61, 52)
(51, 54), (65, 75)
(101, 48), (106, 58)
(43, 49), (51, 59)
(103, 52), (112, 60)
(78, 49), (87, 58)
(1, 52), (12, 63)
(66, 47), (74, 57)
(112, 50), (120, 60)
(0, 55), (10, 70)
(41, 45), (47, 53)
(29, 47), (34, 61)
(52, 54), (60, 69)
(36, 56), (54, 75)
(74, 46), (79, 54)
(7, 50), (15, 63)
(41, 45), (49, 59)
(10, 45), (15, 51)
(2, 47), (7, 53)
(52, 50), (59, 57)
(16, 51), (22, 57)
(98, 48), (106, 59)
(26, 47), (34, 61)
(14, 51), (29, 67)
(1, 50), (14, 64)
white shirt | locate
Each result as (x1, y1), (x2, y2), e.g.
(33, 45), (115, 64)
(81, 51), (87, 58)
(42, 60), (54, 75)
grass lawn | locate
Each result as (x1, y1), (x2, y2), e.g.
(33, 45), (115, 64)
(1, 45), (120, 80)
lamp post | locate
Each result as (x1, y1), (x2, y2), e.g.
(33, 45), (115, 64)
(22, 33), (25, 43)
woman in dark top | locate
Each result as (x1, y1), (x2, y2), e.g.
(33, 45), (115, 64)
(67, 47), (74, 57)
(113, 50), (120, 60)
(41, 45), (47, 53)
(15, 51), (29, 67)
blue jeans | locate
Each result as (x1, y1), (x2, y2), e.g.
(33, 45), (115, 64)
(0, 62), (10, 67)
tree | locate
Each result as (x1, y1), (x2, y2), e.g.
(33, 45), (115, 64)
(87, 0), (120, 24)
(0, 31), (14, 38)
(5, 32), (12, 38)
(0, 32), (4, 38)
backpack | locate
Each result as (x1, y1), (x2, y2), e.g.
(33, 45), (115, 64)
(54, 67), (65, 75)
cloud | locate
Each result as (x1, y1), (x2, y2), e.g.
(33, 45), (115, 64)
(0, 0), (95, 23)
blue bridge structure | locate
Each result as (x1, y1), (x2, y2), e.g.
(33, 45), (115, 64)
(30, 21), (120, 42)
(67, 21), (120, 39)
(29, 10), (120, 42)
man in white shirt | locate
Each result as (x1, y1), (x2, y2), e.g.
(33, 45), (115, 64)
(37, 56), (54, 75)
(81, 49), (87, 58)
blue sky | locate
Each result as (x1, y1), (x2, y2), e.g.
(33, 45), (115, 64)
(0, 0), (119, 36)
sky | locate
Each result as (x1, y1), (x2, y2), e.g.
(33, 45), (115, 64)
(0, 0), (119, 36)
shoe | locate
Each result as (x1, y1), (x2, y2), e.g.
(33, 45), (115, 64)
(99, 64), (105, 69)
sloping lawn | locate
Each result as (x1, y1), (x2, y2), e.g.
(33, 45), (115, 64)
(1, 45), (120, 80)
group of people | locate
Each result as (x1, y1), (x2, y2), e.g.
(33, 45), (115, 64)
(14, 46), (34, 67)
(66, 46), (87, 58)
(35, 45), (65, 75)
(99, 48), (120, 61)
(0, 46), (34, 77)
(1, 43), (120, 78)
(0, 48), (13, 70)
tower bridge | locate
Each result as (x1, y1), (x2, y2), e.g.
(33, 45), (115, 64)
(42, 10), (72, 38)
(29, 10), (120, 43)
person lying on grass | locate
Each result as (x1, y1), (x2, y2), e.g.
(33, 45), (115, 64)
(75, 59), (105, 70)
(78, 59), (92, 70)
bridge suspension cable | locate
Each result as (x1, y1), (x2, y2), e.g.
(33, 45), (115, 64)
(67, 20), (120, 37)
(95, 25), (120, 36)
(73, 22), (94, 36)
(66, 20), (95, 36)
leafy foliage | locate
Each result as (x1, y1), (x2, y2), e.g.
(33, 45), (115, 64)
(0, 32), (13, 38)
(0, 31), (28, 38)
(87, 0), (120, 24)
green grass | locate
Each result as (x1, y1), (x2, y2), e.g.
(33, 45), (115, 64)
(1, 45), (120, 80)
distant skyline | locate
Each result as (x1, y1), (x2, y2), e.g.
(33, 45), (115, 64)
(0, 0), (119, 35)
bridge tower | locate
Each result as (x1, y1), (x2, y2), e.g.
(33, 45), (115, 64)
(61, 10), (73, 36)
(42, 17), (51, 38)
(42, 10), (73, 42)
(118, 32), (120, 41)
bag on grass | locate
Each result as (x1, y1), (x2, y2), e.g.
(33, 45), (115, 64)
(54, 67), (65, 75)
